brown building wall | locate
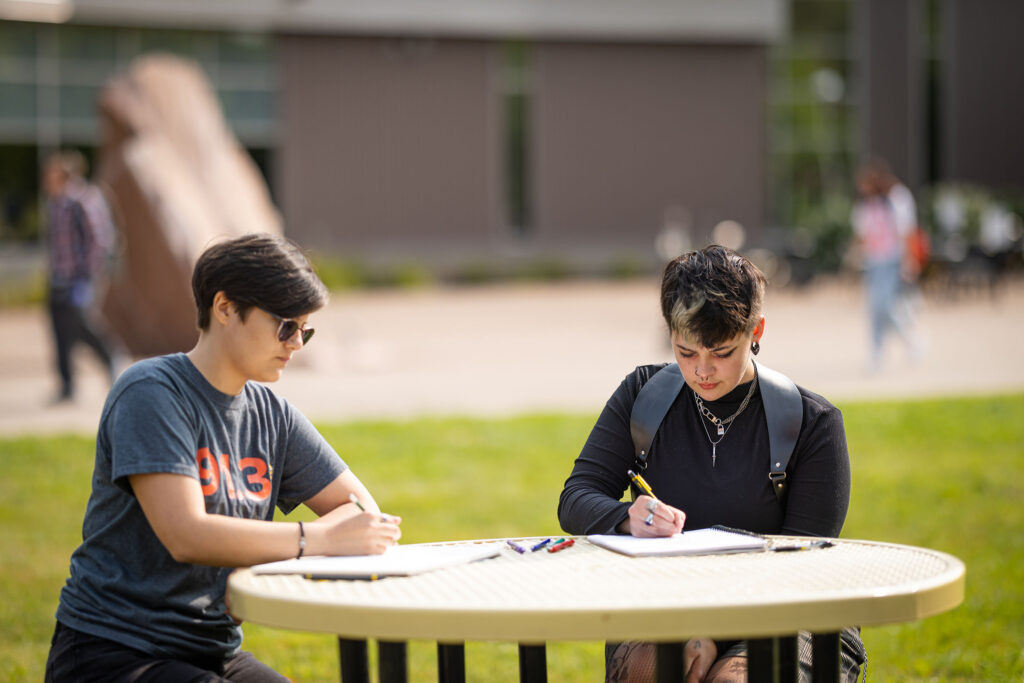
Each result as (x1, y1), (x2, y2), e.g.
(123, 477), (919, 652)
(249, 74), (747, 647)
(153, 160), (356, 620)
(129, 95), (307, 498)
(277, 34), (769, 261)
(532, 42), (768, 248)
(276, 35), (496, 254)
(942, 0), (1024, 192)
(859, 0), (924, 189)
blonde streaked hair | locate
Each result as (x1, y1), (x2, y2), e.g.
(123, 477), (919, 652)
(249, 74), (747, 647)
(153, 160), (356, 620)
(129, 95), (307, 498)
(660, 245), (766, 346)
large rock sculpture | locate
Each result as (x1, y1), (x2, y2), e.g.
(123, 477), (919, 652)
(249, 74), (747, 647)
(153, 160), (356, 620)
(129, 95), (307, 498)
(96, 53), (282, 356)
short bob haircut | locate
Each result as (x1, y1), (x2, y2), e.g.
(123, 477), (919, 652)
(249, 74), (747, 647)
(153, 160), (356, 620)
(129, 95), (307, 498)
(660, 245), (767, 347)
(192, 233), (328, 331)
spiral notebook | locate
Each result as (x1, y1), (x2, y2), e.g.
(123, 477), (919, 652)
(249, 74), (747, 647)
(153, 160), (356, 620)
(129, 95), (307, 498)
(586, 527), (766, 557)
(250, 542), (502, 580)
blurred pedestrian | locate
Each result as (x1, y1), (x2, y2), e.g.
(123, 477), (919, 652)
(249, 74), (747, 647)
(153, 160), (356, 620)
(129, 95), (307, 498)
(42, 150), (118, 402)
(850, 158), (924, 370)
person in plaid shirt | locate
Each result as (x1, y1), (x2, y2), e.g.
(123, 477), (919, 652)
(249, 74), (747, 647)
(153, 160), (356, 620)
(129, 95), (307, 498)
(42, 150), (118, 402)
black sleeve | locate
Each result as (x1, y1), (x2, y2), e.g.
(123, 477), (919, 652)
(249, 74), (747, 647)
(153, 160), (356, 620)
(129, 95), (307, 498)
(558, 367), (658, 535)
(779, 393), (851, 537)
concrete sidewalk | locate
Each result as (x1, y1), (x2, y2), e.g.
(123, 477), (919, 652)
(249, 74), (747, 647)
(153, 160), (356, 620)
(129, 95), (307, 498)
(2, 276), (1023, 437)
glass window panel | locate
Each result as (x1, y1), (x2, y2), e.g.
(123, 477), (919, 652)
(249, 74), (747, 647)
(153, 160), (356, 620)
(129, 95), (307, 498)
(0, 83), (36, 118)
(57, 25), (117, 64)
(219, 89), (274, 121)
(792, 0), (851, 34)
(138, 28), (199, 56)
(218, 32), (271, 65)
(58, 84), (101, 119)
(0, 22), (37, 60)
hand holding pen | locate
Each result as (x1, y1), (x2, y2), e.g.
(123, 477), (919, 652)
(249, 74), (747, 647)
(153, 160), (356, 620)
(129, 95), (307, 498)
(301, 493), (402, 555)
(625, 469), (685, 538)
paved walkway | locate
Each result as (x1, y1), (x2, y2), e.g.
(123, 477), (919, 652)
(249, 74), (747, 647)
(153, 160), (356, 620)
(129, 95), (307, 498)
(2, 276), (1022, 437)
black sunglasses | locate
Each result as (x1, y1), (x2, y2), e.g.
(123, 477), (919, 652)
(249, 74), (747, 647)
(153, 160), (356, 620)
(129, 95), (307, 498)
(262, 309), (314, 346)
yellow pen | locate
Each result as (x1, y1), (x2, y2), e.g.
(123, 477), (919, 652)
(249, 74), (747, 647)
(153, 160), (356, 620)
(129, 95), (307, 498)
(628, 469), (666, 528)
(627, 469), (658, 500)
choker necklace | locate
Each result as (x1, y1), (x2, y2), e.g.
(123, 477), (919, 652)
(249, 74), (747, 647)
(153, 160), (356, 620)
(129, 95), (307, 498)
(693, 372), (758, 467)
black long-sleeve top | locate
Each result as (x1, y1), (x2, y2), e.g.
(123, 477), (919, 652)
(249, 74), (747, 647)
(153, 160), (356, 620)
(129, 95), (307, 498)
(558, 364), (851, 538)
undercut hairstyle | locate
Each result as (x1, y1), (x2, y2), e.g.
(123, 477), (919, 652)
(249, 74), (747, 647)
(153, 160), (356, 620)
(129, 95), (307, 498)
(192, 233), (329, 331)
(660, 245), (767, 347)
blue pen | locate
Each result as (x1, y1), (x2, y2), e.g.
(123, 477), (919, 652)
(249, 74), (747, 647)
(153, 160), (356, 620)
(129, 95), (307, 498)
(506, 539), (526, 554)
(530, 538), (551, 552)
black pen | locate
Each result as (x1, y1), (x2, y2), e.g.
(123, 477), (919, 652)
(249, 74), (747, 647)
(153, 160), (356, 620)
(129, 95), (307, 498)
(771, 539), (833, 552)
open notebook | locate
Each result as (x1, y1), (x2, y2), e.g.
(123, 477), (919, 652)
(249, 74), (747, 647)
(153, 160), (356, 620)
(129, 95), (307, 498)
(251, 542), (502, 580)
(587, 527), (766, 557)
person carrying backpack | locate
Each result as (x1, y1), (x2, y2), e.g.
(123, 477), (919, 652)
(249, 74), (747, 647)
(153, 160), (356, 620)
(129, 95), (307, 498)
(557, 245), (864, 682)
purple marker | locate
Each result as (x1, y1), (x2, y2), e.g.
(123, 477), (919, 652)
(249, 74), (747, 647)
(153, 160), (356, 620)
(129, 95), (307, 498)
(506, 539), (527, 554)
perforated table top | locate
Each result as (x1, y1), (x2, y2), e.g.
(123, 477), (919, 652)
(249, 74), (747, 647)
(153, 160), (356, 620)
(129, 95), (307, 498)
(227, 536), (964, 643)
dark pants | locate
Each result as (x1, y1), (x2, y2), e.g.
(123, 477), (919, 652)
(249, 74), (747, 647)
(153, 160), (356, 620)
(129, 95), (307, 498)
(605, 628), (865, 682)
(48, 287), (114, 398)
(45, 621), (290, 683)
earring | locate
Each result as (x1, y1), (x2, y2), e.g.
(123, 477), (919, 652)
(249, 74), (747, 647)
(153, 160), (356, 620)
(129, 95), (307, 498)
(751, 341), (760, 355)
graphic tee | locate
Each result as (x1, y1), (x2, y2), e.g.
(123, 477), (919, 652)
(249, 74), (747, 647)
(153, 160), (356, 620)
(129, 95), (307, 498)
(56, 353), (346, 662)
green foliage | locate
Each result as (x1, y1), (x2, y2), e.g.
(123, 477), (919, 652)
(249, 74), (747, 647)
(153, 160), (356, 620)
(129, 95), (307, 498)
(515, 258), (574, 283)
(2, 396), (1022, 681)
(309, 255), (436, 291)
(840, 395), (1024, 682)
(0, 271), (46, 308)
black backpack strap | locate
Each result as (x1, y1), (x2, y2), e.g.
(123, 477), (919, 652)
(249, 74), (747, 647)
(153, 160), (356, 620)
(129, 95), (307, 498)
(629, 363), (684, 473)
(629, 361), (803, 503)
(755, 361), (804, 501)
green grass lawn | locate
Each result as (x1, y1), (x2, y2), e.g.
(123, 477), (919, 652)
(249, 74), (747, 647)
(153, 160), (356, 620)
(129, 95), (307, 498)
(2, 395), (1022, 682)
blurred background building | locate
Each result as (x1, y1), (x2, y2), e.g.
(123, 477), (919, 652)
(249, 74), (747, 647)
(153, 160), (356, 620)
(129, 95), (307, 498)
(1, 0), (1022, 282)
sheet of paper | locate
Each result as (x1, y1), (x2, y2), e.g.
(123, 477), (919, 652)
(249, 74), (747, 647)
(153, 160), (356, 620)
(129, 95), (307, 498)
(251, 542), (502, 579)
(586, 528), (766, 557)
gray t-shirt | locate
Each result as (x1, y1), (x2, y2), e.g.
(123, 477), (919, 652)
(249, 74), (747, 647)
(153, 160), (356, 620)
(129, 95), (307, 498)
(56, 353), (347, 661)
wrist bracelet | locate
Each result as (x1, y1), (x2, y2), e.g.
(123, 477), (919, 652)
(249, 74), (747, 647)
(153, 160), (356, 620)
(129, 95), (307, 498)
(297, 521), (306, 559)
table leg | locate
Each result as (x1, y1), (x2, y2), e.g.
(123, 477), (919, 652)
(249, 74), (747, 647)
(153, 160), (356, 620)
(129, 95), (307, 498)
(778, 635), (798, 681)
(811, 632), (841, 683)
(378, 640), (408, 683)
(518, 644), (547, 682)
(437, 642), (466, 683)
(747, 638), (774, 683)
(338, 638), (369, 683)
(655, 642), (684, 683)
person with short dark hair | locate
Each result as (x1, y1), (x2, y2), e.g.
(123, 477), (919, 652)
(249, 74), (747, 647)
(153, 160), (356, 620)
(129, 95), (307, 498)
(558, 245), (864, 682)
(45, 233), (402, 682)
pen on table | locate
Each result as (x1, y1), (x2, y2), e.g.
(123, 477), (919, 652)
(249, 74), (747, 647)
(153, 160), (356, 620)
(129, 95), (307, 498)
(530, 538), (552, 552)
(548, 538), (575, 553)
(506, 540), (527, 554)
(771, 540), (834, 552)
(306, 574), (379, 582)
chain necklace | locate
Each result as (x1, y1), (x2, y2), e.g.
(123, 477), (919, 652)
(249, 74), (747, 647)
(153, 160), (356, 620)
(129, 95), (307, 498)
(693, 371), (758, 467)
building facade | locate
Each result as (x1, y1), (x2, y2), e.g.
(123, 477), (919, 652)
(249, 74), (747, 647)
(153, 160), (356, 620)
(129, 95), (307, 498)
(1, 0), (1021, 273)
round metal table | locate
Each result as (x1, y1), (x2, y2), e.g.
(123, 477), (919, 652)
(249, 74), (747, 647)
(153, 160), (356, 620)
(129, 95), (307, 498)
(227, 536), (964, 682)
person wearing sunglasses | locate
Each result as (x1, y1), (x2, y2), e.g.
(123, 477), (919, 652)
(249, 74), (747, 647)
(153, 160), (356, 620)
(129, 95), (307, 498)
(46, 233), (401, 682)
